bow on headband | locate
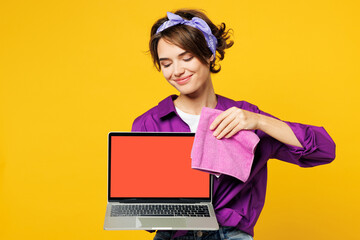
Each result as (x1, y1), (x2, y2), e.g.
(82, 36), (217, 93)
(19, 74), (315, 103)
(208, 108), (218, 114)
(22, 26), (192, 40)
(156, 12), (218, 57)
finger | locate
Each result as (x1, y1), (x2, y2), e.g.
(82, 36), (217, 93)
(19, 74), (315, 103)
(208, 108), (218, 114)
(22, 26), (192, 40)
(209, 108), (236, 130)
(224, 124), (243, 139)
(212, 112), (237, 137)
(209, 111), (231, 130)
(216, 120), (239, 139)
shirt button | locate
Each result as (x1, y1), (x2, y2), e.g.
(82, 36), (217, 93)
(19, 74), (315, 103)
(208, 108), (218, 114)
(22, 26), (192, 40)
(197, 231), (203, 237)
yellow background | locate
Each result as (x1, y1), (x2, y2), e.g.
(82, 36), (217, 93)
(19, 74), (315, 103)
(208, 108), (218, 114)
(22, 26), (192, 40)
(1, 0), (359, 239)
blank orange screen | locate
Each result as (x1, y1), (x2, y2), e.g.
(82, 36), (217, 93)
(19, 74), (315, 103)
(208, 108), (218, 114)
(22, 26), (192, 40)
(110, 136), (209, 198)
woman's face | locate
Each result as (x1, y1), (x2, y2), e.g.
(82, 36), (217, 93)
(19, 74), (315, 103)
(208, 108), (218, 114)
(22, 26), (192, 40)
(157, 38), (213, 96)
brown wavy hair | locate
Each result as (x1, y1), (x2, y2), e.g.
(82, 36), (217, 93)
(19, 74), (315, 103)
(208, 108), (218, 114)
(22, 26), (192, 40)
(149, 9), (234, 73)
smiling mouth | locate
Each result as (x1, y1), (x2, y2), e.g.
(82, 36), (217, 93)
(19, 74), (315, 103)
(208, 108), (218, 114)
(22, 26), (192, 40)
(174, 75), (193, 85)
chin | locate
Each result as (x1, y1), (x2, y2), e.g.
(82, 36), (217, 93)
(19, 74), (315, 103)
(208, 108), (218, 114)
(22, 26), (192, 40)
(171, 81), (204, 97)
(177, 88), (202, 97)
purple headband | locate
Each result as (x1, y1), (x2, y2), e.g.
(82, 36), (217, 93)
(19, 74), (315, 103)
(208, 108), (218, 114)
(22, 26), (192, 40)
(156, 12), (218, 57)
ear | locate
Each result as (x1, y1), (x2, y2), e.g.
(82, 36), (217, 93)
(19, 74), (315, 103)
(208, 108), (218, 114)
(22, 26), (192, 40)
(210, 54), (215, 62)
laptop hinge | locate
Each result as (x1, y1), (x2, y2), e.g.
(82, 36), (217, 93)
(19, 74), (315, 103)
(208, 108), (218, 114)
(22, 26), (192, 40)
(111, 199), (210, 204)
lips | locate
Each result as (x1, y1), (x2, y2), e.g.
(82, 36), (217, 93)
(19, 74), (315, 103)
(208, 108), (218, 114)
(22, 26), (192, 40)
(174, 74), (193, 85)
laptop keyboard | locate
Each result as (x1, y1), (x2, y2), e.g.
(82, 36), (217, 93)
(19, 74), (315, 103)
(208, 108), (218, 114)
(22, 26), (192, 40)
(111, 204), (210, 217)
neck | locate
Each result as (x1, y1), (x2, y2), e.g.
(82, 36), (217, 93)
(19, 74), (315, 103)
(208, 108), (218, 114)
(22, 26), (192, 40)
(174, 80), (217, 115)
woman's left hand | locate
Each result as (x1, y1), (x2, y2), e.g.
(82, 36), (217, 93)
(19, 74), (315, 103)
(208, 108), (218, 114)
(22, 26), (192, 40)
(209, 107), (261, 139)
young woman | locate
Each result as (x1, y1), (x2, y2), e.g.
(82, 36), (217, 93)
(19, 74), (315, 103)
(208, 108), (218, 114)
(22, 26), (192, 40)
(132, 9), (336, 240)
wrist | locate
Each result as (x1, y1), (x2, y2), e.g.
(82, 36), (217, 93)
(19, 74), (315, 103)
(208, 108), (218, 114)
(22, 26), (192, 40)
(256, 114), (267, 131)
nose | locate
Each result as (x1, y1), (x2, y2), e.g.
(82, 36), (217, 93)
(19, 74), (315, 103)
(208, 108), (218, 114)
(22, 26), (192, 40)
(173, 62), (185, 77)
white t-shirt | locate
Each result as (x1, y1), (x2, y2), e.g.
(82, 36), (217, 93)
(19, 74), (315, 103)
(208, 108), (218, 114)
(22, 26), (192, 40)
(175, 107), (200, 133)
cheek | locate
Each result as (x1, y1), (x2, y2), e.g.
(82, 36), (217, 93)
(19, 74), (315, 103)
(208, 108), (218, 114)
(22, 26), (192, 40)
(162, 69), (172, 80)
(189, 61), (204, 73)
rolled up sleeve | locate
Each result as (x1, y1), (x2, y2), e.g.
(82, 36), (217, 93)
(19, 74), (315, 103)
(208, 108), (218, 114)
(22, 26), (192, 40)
(252, 106), (336, 167)
(272, 121), (336, 167)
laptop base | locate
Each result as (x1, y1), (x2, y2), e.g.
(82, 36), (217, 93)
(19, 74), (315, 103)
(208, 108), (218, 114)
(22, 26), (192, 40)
(104, 202), (219, 230)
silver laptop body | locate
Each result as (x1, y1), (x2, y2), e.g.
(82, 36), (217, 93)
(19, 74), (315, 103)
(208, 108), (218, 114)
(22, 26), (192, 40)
(104, 132), (219, 230)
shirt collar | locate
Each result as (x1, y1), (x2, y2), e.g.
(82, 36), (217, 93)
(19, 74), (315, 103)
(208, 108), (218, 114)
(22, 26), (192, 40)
(215, 94), (238, 110)
(158, 95), (178, 119)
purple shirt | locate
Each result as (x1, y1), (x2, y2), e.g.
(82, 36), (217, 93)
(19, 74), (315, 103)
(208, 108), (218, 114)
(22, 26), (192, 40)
(131, 94), (336, 236)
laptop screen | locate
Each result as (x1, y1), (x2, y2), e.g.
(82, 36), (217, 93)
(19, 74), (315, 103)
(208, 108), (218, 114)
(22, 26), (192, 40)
(109, 133), (210, 200)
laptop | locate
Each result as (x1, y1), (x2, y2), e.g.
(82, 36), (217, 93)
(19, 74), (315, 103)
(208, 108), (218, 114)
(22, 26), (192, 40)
(104, 132), (219, 230)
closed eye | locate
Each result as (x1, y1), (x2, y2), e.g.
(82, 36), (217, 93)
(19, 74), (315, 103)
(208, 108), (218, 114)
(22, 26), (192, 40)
(160, 56), (193, 68)
(184, 56), (193, 61)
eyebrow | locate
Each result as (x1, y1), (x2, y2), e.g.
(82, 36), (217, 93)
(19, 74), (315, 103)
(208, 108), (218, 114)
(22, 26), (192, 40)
(159, 51), (189, 62)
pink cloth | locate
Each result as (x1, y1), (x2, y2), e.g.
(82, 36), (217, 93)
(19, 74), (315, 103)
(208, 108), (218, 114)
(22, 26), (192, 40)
(191, 107), (260, 182)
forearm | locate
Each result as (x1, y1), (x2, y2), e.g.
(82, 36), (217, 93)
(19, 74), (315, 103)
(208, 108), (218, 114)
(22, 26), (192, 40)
(257, 114), (304, 148)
